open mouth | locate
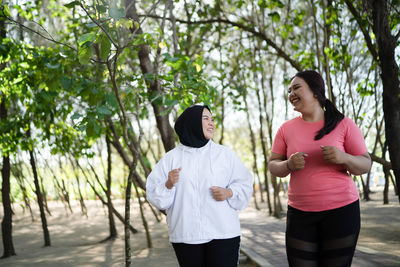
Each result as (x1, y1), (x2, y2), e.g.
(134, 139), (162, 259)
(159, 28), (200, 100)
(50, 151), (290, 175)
(290, 97), (300, 105)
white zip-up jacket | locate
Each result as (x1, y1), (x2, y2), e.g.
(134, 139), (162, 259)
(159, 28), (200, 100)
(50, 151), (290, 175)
(146, 140), (253, 243)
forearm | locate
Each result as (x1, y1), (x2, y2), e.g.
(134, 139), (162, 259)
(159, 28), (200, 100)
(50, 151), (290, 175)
(343, 153), (371, 175)
(268, 160), (291, 177)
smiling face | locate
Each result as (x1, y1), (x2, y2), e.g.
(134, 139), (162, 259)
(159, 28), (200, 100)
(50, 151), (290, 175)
(202, 108), (215, 140)
(288, 76), (321, 114)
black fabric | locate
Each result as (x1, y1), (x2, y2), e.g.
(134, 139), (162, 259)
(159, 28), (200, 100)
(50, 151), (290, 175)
(174, 105), (210, 148)
(285, 200), (360, 267)
(172, 236), (241, 267)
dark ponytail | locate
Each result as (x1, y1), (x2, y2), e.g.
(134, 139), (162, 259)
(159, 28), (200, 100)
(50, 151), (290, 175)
(315, 99), (344, 140)
(293, 70), (344, 140)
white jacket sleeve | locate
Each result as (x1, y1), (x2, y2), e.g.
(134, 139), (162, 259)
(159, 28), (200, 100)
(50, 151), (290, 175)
(227, 152), (253, 210)
(146, 156), (176, 210)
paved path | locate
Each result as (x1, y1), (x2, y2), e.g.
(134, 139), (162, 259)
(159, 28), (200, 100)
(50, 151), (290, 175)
(239, 196), (400, 267)
(2, 193), (399, 267)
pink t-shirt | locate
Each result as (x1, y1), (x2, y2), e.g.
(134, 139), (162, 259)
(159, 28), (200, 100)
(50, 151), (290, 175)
(271, 116), (367, 212)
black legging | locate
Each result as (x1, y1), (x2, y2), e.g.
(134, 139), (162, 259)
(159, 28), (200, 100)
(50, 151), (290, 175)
(172, 236), (241, 267)
(286, 200), (360, 267)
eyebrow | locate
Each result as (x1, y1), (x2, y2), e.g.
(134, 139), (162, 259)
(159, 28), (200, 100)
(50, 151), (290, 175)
(288, 83), (301, 90)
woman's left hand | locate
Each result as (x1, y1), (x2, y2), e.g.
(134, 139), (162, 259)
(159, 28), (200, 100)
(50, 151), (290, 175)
(321, 145), (347, 164)
(210, 186), (233, 201)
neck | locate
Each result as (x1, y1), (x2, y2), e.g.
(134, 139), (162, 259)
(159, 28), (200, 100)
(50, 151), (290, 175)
(301, 107), (324, 122)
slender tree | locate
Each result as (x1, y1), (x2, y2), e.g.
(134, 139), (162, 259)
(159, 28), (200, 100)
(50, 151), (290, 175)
(0, 12), (16, 258)
(27, 129), (51, 246)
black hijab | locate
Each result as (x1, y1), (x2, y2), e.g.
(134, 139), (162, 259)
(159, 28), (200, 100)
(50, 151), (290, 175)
(174, 105), (210, 148)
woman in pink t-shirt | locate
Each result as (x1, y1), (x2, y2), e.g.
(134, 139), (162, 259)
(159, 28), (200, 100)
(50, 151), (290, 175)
(269, 70), (371, 267)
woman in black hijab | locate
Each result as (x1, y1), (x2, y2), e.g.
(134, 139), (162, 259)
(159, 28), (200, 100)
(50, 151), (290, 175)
(146, 105), (253, 267)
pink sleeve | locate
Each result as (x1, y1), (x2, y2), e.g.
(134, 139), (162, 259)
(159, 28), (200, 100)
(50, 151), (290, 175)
(271, 125), (287, 156)
(344, 118), (368, 155)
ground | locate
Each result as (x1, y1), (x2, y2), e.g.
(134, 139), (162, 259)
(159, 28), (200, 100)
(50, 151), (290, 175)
(0, 187), (398, 266)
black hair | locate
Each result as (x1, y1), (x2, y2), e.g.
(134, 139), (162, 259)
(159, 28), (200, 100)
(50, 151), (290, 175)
(293, 70), (344, 140)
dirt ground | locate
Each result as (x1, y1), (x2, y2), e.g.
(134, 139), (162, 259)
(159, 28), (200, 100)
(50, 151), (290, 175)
(0, 187), (398, 266)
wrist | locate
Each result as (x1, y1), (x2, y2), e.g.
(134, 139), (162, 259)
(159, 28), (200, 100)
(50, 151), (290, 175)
(286, 160), (294, 172)
(226, 188), (233, 199)
(165, 180), (173, 189)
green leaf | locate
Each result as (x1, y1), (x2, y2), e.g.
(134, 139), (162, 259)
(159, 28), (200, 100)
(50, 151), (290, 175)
(61, 77), (73, 91)
(78, 46), (93, 65)
(97, 4), (107, 13)
(64, 1), (80, 8)
(105, 94), (119, 109)
(269, 12), (280, 23)
(71, 113), (83, 120)
(99, 34), (111, 60)
(78, 32), (96, 47)
(0, 4), (11, 17)
(164, 98), (178, 106)
(109, 6), (126, 19)
(45, 62), (60, 69)
(97, 105), (112, 115)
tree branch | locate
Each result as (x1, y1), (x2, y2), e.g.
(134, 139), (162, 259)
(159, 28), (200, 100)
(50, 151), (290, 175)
(3, 15), (108, 64)
(344, 0), (379, 62)
(370, 153), (392, 169)
(4, 16), (76, 51)
(141, 14), (303, 71)
(79, 2), (119, 49)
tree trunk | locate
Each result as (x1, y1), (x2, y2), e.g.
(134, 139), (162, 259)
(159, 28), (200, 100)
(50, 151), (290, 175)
(361, 172), (371, 201)
(243, 88), (264, 204)
(366, 0), (400, 202)
(390, 173), (398, 195)
(85, 174), (138, 234)
(322, 0), (335, 102)
(105, 135), (117, 240)
(28, 144), (51, 246)
(48, 159), (73, 215)
(124, 167), (136, 267)
(70, 158), (88, 217)
(39, 173), (51, 216)
(125, 0), (175, 153)
(133, 180), (152, 248)
(383, 167), (390, 204)
(271, 175), (282, 218)
(11, 162), (35, 221)
(255, 53), (273, 214)
(1, 17), (16, 257)
(1, 153), (15, 258)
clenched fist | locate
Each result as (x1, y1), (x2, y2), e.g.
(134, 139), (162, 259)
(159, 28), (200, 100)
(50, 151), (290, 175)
(287, 152), (308, 171)
(165, 167), (182, 189)
(321, 145), (346, 164)
(210, 186), (233, 201)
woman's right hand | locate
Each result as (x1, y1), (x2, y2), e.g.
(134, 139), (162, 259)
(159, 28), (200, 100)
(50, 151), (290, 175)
(287, 152), (308, 171)
(165, 167), (182, 189)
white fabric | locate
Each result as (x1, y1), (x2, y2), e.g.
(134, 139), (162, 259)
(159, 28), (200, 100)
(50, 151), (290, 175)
(146, 140), (253, 243)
